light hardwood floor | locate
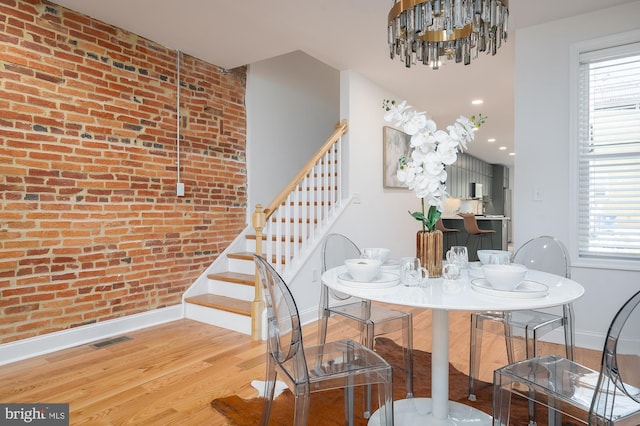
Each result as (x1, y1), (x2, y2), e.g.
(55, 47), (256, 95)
(0, 306), (601, 425)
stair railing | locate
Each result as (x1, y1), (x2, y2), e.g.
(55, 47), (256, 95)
(251, 119), (348, 339)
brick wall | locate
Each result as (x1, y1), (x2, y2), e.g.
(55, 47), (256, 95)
(0, 0), (248, 343)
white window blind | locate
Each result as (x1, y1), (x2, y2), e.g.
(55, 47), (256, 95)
(577, 42), (640, 261)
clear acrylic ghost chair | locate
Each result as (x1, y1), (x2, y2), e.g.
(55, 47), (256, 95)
(469, 236), (575, 401)
(493, 290), (640, 426)
(318, 233), (413, 416)
(254, 255), (394, 426)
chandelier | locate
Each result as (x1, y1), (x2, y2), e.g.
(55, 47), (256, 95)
(388, 0), (509, 69)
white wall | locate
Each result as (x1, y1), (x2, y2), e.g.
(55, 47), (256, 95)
(284, 71), (428, 325)
(246, 54), (423, 321)
(245, 51), (340, 320)
(333, 71), (431, 257)
(514, 1), (640, 349)
(246, 50), (340, 207)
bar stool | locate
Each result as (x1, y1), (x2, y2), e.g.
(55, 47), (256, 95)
(436, 218), (460, 251)
(457, 213), (495, 260)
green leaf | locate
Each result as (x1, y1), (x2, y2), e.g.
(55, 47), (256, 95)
(409, 210), (427, 224)
(408, 200), (442, 233)
(426, 206), (441, 232)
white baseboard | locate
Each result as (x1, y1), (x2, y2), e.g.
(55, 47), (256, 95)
(299, 306), (319, 334)
(0, 305), (183, 366)
(532, 328), (606, 352)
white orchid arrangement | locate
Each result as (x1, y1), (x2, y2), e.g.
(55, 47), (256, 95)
(383, 99), (485, 232)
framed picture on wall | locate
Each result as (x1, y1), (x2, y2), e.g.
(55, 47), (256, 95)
(383, 126), (412, 189)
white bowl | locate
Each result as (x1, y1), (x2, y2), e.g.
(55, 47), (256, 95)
(344, 258), (382, 282)
(482, 264), (528, 291)
(477, 250), (511, 265)
(361, 248), (391, 263)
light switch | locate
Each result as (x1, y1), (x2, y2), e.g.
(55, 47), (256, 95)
(533, 186), (543, 201)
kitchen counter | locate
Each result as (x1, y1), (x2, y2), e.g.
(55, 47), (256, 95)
(441, 215), (511, 259)
(442, 215), (510, 221)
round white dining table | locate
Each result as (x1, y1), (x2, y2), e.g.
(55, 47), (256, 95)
(321, 265), (585, 425)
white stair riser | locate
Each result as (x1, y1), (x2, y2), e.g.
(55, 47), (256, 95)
(266, 222), (318, 236)
(228, 258), (255, 274)
(207, 279), (254, 301)
(253, 241), (303, 256)
(185, 303), (251, 335)
(244, 240), (257, 253)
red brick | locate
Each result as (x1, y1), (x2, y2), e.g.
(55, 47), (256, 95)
(0, 0), (247, 344)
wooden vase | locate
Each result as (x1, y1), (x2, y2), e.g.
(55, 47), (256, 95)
(416, 230), (443, 278)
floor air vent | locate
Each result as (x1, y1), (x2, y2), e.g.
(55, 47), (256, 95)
(89, 335), (132, 349)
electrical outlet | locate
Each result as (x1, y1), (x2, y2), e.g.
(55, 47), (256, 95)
(312, 268), (319, 282)
(177, 182), (185, 197)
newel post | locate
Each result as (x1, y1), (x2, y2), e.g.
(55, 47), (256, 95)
(251, 204), (266, 341)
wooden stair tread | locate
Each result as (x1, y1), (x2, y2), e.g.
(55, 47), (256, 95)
(207, 271), (254, 285)
(271, 217), (319, 224)
(228, 251), (287, 264)
(184, 294), (251, 316)
(227, 251), (254, 261)
(245, 234), (302, 243)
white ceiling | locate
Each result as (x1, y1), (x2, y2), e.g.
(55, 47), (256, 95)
(51, 0), (638, 166)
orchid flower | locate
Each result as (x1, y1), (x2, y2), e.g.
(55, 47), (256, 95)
(383, 99), (485, 232)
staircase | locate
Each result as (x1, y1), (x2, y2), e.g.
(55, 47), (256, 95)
(183, 120), (349, 339)
(183, 248), (255, 334)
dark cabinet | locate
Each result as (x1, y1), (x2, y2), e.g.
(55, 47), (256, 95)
(494, 165), (509, 189)
(446, 154), (493, 199)
(488, 165), (509, 215)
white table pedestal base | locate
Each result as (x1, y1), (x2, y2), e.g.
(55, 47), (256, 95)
(368, 398), (492, 426)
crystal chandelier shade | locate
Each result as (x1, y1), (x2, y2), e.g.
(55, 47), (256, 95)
(388, 0), (509, 69)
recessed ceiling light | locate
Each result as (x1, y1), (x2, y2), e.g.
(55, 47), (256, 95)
(472, 99), (483, 105)
(499, 146), (507, 150)
(509, 152), (515, 156)
(487, 138), (496, 142)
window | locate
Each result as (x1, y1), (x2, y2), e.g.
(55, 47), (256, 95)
(576, 40), (640, 262)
